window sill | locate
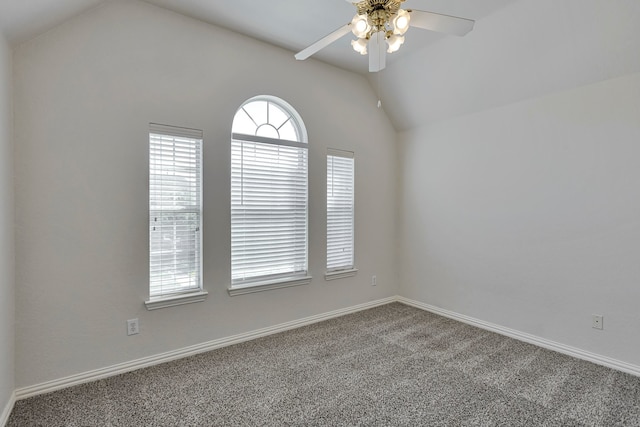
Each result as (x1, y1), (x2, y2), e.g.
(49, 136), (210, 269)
(145, 290), (209, 310)
(324, 268), (358, 281)
(228, 275), (312, 296)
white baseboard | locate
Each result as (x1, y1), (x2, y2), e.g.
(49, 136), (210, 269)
(15, 296), (396, 400)
(0, 391), (15, 427)
(14, 294), (639, 404)
(397, 296), (640, 377)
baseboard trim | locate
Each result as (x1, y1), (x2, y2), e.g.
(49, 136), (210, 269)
(15, 296), (397, 400)
(0, 391), (15, 427)
(16, 295), (638, 402)
(397, 296), (640, 377)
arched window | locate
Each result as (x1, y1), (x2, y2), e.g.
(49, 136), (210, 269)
(232, 97), (307, 142)
(230, 96), (310, 293)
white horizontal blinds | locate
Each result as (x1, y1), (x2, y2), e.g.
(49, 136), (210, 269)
(149, 123), (202, 298)
(231, 138), (308, 283)
(231, 97), (308, 285)
(327, 149), (355, 271)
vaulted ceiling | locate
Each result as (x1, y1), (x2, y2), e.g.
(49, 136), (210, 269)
(1, 0), (639, 131)
(0, 0), (511, 75)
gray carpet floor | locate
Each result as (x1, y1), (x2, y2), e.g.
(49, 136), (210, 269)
(8, 303), (640, 426)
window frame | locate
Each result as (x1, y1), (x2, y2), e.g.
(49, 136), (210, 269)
(229, 96), (311, 296)
(325, 149), (358, 281)
(145, 123), (207, 310)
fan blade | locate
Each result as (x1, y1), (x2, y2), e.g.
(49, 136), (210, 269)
(408, 10), (475, 36)
(368, 31), (386, 72)
(295, 23), (352, 60)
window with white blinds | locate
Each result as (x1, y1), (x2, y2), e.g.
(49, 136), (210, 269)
(231, 97), (309, 288)
(149, 124), (202, 299)
(327, 149), (355, 271)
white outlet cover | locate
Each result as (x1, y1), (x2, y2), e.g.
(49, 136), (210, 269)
(127, 319), (139, 335)
(592, 315), (603, 330)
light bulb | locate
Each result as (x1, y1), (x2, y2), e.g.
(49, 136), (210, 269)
(356, 19), (368, 33)
(386, 34), (404, 53)
(351, 38), (368, 55)
(392, 9), (411, 35)
(351, 14), (371, 38)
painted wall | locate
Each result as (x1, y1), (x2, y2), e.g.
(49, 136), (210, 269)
(396, 0), (640, 368)
(399, 72), (640, 365)
(0, 31), (15, 415)
(13, 0), (397, 388)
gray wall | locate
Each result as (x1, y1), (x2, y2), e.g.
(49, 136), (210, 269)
(399, 72), (640, 365)
(397, 0), (640, 368)
(13, 0), (398, 388)
(0, 30), (15, 416)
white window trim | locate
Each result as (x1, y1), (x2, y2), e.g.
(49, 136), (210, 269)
(231, 133), (306, 149)
(145, 290), (209, 310)
(228, 275), (312, 296)
(324, 268), (359, 281)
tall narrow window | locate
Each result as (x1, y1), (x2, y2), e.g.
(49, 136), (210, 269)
(230, 96), (310, 295)
(148, 124), (204, 307)
(327, 149), (356, 276)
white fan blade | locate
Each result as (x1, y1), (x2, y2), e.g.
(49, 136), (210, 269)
(408, 10), (475, 36)
(295, 23), (352, 60)
(368, 31), (386, 72)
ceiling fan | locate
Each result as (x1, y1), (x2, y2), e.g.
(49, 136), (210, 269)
(295, 0), (475, 72)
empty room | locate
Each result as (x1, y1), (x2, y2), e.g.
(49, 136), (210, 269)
(1, 0), (639, 425)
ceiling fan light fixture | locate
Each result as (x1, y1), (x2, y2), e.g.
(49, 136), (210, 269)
(392, 9), (410, 35)
(386, 34), (404, 53)
(351, 37), (368, 55)
(295, 0), (475, 73)
(351, 14), (371, 38)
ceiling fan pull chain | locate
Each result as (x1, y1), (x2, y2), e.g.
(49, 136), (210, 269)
(377, 67), (382, 108)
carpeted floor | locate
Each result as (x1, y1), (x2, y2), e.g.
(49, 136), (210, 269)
(8, 303), (640, 426)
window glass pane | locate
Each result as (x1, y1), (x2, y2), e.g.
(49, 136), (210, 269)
(279, 120), (298, 142)
(243, 100), (268, 129)
(150, 211), (200, 294)
(232, 108), (257, 135)
(269, 102), (290, 129)
(256, 124), (280, 139)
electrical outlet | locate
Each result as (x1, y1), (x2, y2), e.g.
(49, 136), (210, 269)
(371, 275), (377, 286)
(592, 315), (603, 330)
(127, 318), (139, 336)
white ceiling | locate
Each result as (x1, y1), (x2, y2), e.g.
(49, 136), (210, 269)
(0, 0), (512, 75)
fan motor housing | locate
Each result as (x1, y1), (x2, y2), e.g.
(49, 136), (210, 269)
(356, 0), (404, 31)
